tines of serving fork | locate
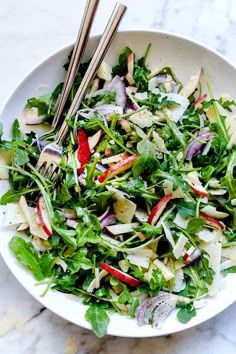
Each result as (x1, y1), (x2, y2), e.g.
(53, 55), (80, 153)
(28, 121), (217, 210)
(34, 2), (127, 180)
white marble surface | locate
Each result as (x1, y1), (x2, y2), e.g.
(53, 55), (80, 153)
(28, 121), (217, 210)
(0, 0), (236, 353)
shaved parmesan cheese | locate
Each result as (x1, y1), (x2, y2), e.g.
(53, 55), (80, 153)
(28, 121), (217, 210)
(173, 268), (185, 292)
(87, 269), (108, 293)
(119, 259), (129, 272)
(113, 198), (136, 223)
(163, 180), (185, 199)
(209, 189), (227, 196)
(152, 131), (170, 154)
(201, 241), (222, 296)
(220, 259), (236, 271)
(180, 69), (201, 97)
(135, 92), (148, 100)
(0, 151), (10, 179)
(225, 114), (236, 137)
(128, 109), (159, 128)
(227, 131), (236, 149)
(173, 212), (188, 229)
(221, 245), (236, 261)
(153, 259), (175, 281)
(209, 180), (221, 188)
(97, 61), (112, 81)
(197, 228), (214, 242)
(162, 222), (175, 248)
(200, 205), (229, 219)
(231, 198), (236, 206)
(160, 92), (189, 122)
(127, 248), (153, 268)
(3, 203), (27, 226)
(173, 234), (188, 259)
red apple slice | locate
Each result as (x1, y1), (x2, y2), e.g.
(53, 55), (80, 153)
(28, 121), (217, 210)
(148, 193), (172, 225)
(185, 171), (209, 197)
(101, 152), (129, 165)
(190, 185), (209, 197)
(88, 129), (102, 151)
(199, 212), (225, 230)
(127, 52), (134, 76)
(98, 154), (139, 183)
(119, 119), (132, 133)
(100, 262), (141, 287)
(36, 196), (53, 237)
(125, 71), (135, 85)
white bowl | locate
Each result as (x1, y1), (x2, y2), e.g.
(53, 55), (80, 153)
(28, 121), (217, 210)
(1, 30), (236, 337)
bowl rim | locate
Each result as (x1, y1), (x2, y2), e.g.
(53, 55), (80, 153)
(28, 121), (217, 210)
(1, 28), (236, 338)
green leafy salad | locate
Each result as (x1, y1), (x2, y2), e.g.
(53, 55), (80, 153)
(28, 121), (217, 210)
(1, 44), (236, 337)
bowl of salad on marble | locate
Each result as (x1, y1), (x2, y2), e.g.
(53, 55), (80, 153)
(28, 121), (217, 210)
(0, 30), (236, 338)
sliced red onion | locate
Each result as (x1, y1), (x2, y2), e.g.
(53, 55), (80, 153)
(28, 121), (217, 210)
(107, 75), (127, 111)
(100, 213), (116, 229)
(96, 163), (107, 172)
(135, 292), (178, 328)
(156, 73), (167, 84)
(194, 93), (207, 107)
(186, 131), (213, 161)
(98, 206), (110, 221)
(184, 248), (202, 265)
(171, 84), (180, 93)
(78, 176), (86, 186)
(95, 104), (123, 119)
(65, 219), (78, 229)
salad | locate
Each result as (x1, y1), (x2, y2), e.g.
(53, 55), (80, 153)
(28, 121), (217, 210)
(1, 44), (236, 338)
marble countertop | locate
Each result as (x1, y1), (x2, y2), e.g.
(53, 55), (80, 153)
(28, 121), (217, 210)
(0, 0), (236, 353)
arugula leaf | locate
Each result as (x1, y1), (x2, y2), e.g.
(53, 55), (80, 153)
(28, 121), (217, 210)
(176, 302), (196, 324)
(218, 97), (236, 112)
(53, 225), (77, 249)
(64, 248), (92, 272)
(12, 120), (23, 142)
(85, 304), (110, 337)
(133, 137), (159, 177)
(77, 224), (100, 247)
(223, 266), (236, 275)
(90, 191), (114, 212)
(221, 151), (236, 200)
(176, 201), (196, 219)
(186, 217), (205, 234)
(9, 236), (44, 280)
(134, 223), (163, 238)
(112, 47), (132, 76)
(14, 149), (29, 166)
(25, 97), (49, 116)
(0, 189), (23, 204)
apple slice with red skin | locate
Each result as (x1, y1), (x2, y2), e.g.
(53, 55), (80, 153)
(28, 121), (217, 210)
(199, 212), (224, 230)
(100, 262), (141, 287)
(119, 119), (132, 133)
(36, 196), (53, 237)
(127, 52), (134, 75)
(190, 185), (209, 197)
(88, 129), (102, 151)
(148, 193), (172, 225)
(98, 154), (139, 183)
